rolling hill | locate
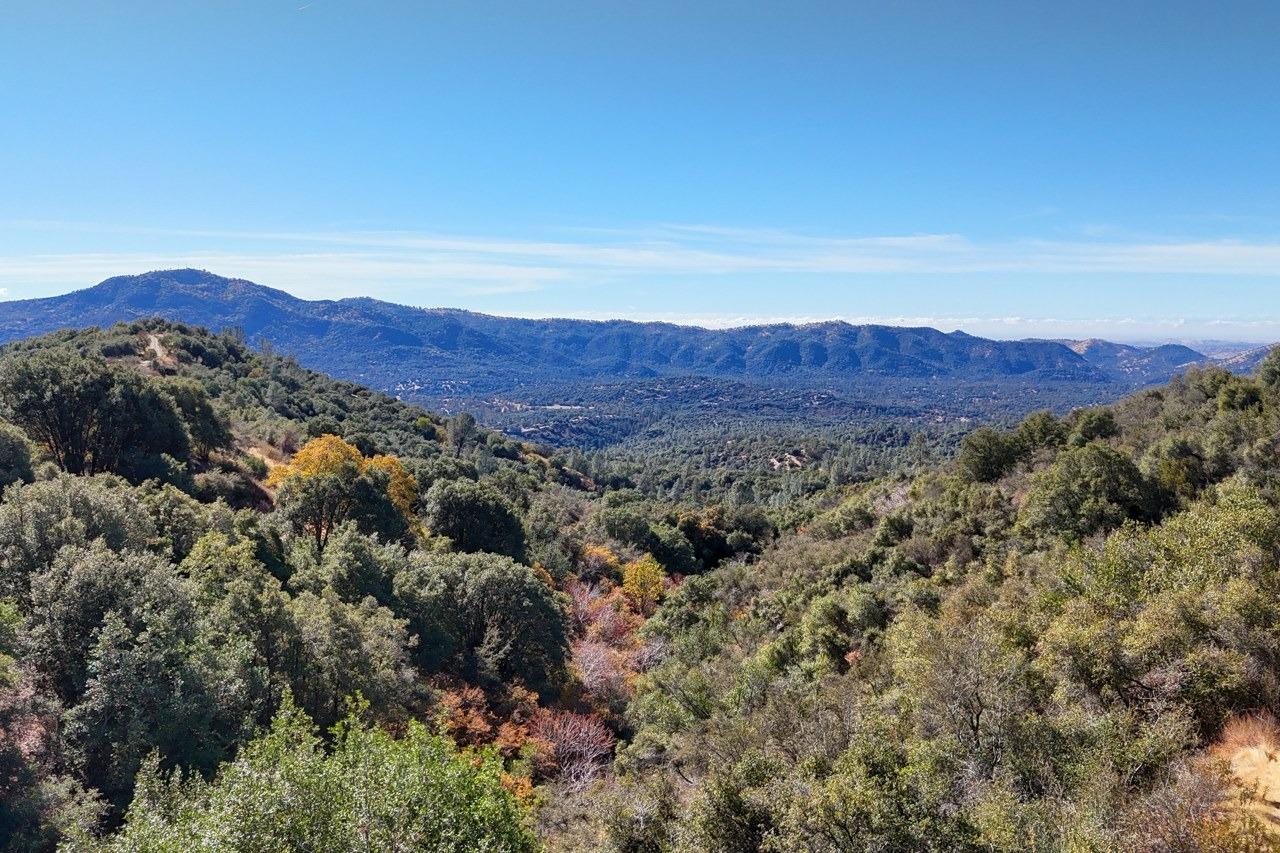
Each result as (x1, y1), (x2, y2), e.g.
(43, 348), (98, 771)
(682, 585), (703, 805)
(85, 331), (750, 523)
(0, 269), (1257, 446)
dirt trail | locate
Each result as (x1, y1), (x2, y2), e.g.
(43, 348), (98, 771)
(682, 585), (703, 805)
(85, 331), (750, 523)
(146, 333), (177, 369)
(245, 446), (284, 472)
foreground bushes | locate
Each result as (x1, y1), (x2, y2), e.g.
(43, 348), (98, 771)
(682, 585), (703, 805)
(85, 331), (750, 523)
(79, 700), (538, 853)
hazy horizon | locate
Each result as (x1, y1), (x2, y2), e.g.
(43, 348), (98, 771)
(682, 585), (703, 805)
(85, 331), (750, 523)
(2, 266), (1271, 350)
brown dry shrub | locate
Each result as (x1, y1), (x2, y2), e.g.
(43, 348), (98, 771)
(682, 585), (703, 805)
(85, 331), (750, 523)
(1217, 711), (1280, 757)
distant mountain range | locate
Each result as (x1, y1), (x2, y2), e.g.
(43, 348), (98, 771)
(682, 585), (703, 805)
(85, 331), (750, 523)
(0, 269), (1268, 446)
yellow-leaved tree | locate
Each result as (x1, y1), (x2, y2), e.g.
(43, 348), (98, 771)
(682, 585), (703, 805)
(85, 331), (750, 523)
(267, 434), (419, 553)
(579, 544), (623, 581)
(367, 454), (419, 518)
(266, 433), (365, 487)
(622, 553), (665, 615)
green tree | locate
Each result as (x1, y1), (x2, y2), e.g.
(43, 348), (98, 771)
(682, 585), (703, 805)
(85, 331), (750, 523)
(139, 480), (217, 562)
(0, 349), (112, 474)
(0, 421), (33, 488)
(184, 531), (415, 732)
(648, 523), (699, 576)
(446, 411), (478, 455)
(63, 612), (258, 813)
(957, 428), (1021, 483)
(276, 473), (361, 556)
(684, 754), (777, 853)
(1256, 346), (1280, 395)
(85, 700), (539, 852)
(394, 552), (569, 694)
(1019, 444), (1153, 540)
(0, 474), (154, 603)
(1069, 407), (1119, 445)
(797, 589), (881, 676)
(287, 521), (407, 603)
(284, 589), (415, 729)
(1216, 377), (1262, 412)
(421, 479), (526, 561)
(0, 598), (19, 690)
(159, 377), (233, 458)
(24, 544), (189, 704)
(181, 531), (298, 692)
(1141, 436), (1208, 505)
(1014, 409), (1067, 453)
(767, 719), (979, 852)
(0, 350), (190, 479)
(22, 543), (257, 811)
(595, 506), (698, 575)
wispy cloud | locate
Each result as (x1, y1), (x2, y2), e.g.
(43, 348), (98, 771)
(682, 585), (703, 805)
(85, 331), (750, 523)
(4, 221), (1280, 289)
(2, 222), (1280, 343)
(0, 250), (556, 299)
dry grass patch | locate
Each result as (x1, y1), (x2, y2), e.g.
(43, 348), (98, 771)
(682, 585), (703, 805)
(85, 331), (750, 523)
(1214, 711), (1280, 832)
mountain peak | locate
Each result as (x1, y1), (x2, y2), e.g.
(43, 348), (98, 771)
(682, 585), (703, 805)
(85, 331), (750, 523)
(0, 270), (1239, 440)
(88, 268), (296, 302)
(106, 267), (234, 286)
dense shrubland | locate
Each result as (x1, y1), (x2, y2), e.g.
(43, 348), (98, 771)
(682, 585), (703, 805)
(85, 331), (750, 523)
(0, 321), (776, 851)
(2, 319), (1279, 851)
(556, 359), (1280, 851)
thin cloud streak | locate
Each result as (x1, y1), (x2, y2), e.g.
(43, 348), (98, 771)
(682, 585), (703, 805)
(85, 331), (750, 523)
(0, 252), (557, 299)
(1, 223), (1280, 341)
(0, 240), (1275, 342)
(4, 222), (1280, 282)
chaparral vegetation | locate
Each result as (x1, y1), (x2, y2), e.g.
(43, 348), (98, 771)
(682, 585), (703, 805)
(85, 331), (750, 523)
(2, 319), (1280, 851)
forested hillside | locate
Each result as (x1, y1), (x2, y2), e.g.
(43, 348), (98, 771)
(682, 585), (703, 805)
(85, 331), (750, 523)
(2, 319), (1280, 851)
(0, 270), (1248, 447)
(0, 319), (783, 850)
(554, 351), (1280, 850)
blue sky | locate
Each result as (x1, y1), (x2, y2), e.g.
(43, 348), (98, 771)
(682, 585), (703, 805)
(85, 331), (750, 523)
(3, 1), (1279, 341)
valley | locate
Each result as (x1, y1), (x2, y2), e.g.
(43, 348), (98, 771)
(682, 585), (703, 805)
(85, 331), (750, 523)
(7, 3), (1278, 849)
(1, 316), (1278, 849)
(0, 269), (1265, 451)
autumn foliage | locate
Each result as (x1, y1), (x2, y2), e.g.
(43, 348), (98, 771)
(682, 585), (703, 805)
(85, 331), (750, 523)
(366, 453), (419, 517)
(266, 433), (364, 486)
(267, 434), (420, 549)
(622, 553), (665, 615)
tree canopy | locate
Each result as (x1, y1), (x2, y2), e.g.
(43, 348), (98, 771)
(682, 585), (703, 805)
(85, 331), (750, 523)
(83, 700), (539, 853)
